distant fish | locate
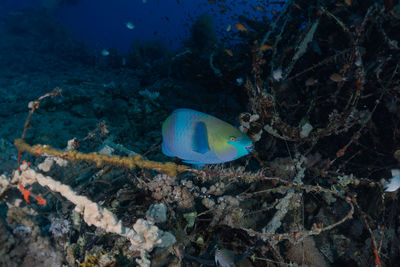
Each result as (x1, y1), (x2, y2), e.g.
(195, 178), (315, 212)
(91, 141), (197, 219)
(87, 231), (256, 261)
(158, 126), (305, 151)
(257, 6), (265, 11)
(218, 5), (226, 11)
(355, 57), (362, 66)
(100, 49), (110, 56)
(125, 22), (135, 30)
(305, 77), (318, 86)
(272, 69), (283, 81)
(236, 77), (244, 86)
(162, 109), (254, 165)
(330, 73), (347, 82)
(384, 169), (400, 192)
(226, 24), (232, 32)
(225, 49), (233, 56)
(259, 44), (273, 51)
(234, 23), (248, 32)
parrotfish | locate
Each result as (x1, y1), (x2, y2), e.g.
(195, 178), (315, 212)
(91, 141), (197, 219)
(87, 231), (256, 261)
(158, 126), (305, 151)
(162, 108), (254, 165)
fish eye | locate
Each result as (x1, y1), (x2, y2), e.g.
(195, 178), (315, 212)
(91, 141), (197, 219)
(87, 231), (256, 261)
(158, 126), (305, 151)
(229, 136), (236, 142)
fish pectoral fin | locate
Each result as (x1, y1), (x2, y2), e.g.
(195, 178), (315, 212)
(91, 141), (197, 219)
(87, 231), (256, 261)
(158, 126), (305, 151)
(192, 121), (210, 154)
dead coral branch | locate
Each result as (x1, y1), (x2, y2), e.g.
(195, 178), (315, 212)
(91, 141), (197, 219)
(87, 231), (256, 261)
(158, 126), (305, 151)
(12, 163), (176, 266)
(14, 138), (189, 177)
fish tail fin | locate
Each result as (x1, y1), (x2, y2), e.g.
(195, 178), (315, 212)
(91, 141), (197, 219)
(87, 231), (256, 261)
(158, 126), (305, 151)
(161, 142), (174, 157)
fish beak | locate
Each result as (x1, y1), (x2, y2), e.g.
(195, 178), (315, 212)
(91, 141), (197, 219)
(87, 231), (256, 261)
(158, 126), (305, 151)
(245, 144), (254, 153)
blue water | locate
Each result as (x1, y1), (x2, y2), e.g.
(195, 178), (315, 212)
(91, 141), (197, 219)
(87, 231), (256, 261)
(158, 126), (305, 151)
(1, 0), (282, 53)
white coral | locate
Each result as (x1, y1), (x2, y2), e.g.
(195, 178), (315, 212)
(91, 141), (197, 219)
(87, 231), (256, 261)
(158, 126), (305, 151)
(12, 163), (176, 266)
(0, 174), (10, 196)
(384, 169), (400, 192)
(146, 203), (167, 223)
(38, 156), (68, 172)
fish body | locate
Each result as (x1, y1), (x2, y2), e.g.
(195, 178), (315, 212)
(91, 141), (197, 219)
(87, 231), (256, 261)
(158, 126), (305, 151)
(259, 44), (273, 51)
(234, 23), (248, 32)
(257, 6), (265, 11)
(225, 49), (233, 56)
(236, 77), (244, 86)
(330, 73), (346, 82)
(125, 22), (135, 30)
(162, 109), (253, 165)
(305, 77), (318, 86)
(100, 49), (110, 56)
(272, 68), (283, 81)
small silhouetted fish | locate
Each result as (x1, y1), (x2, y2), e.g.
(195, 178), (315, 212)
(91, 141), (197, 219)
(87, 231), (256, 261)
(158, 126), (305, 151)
(330, 73), (347, 82)
(234, 23), (248, 32)
(125, 22), (135, 30)
(305, 77), (318, 86)
(259, 44), (272, 51)
(225, 49), (233, 56)
(272, 68), (283, 81)
(100, 49), (109, 56)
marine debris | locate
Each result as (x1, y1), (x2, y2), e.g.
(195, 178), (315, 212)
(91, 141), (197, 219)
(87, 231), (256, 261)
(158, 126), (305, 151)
(1, 0), (400, 266)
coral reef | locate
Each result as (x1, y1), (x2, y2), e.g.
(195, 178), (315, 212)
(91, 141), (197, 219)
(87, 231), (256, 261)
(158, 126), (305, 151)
(1, 0), (400, 266)
(0, 201), (64, 266)
(12, 162), (176, 266)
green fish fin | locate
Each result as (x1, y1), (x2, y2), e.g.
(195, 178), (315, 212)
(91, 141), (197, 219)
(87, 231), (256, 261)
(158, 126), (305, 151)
(192, 121), (210, 154)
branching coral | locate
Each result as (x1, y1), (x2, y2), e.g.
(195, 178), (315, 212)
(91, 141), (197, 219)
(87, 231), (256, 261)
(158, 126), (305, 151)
(14, 138), (189, 177)
(4, 1), (400, 265)
(12, 163), (176, 266)
(0, 174), (10, 197)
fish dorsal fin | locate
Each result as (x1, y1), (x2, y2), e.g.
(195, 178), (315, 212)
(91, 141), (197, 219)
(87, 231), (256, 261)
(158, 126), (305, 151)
(192, 121), (210, 154)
